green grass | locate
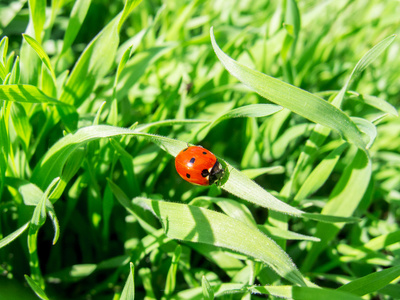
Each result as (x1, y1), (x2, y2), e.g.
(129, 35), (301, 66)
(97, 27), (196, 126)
(1, 0), (400, 299)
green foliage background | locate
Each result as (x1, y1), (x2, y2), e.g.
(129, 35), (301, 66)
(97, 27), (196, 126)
(0, 0), (399, 299)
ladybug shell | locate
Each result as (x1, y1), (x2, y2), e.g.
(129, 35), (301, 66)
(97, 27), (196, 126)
(175, 146), (221, 186)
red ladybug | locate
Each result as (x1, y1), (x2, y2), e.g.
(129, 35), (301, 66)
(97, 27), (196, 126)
(175, 146), (224, 186)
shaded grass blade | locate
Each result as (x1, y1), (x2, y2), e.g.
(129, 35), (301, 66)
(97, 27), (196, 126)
(60, 0), (92, 56)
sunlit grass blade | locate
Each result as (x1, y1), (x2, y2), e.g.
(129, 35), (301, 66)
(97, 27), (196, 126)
(337, 265), (400, 296)
(332, 35), (396, 107)
(210, 27), (366, 150)
(120, 262), (135, 300)
(0, 84), (67, 105)
(119, 0), (144, 32)
(351, 117), (377, 149)
(193, 196), (257, 228)
(202, 276), (214, 300)
(24, 274), (49, 300)
(28, 0), (45, 42)
(242, 166), (285, 179)
(259, 225), (320, 242)
(221, 163), (305, 216)
(22, 34), (56, 83)
(30, 125), (187, 189)
(11, 102), (31, 152)
(136, 197), (314, 287)
(0, 221), (29, 249)
(30, 125), (361, 223)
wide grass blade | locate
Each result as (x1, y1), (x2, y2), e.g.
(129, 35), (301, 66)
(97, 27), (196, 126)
(136, 197), (313, 287)
(0, 84), (66, 105)
(210, 27), (366, 150)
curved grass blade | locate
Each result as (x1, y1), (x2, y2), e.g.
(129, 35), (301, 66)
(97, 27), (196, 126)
(22, 34), (56, 83)
(0, 84), (67, 105)
(210, 27), (366, 150)
(136, 197), (314, 287)
(28, 177), (60, 289)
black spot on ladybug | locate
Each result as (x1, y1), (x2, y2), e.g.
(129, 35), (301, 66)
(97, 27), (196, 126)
(201, 169), (209, 177)
(190, 157), (195, 164)
(202, 151), (207, 155)
(186, 173), (191, 178)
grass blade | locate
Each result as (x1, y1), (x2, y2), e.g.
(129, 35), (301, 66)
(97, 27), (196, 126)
(60, 0), (92, 56)
(0, 84), (67, 105)
(202, 276), (214, 300)
(337, 266), (400, 296)
(137, 197), (314, 287)
(22, 34), (56, 83)
(120, 262), (135, 300)
(24, 274), (49, 300)
(302, 149), (372, 272)
(210, 27), (366, 150)
(28, 0), (45, 42)
(165, 245), (182, 297)
(0, 222), (30, 249)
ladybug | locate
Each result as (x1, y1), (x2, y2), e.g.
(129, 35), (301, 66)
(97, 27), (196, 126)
(175, 146), (224, 186)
